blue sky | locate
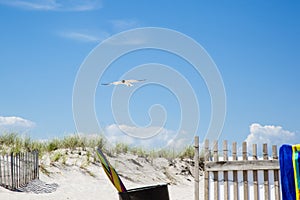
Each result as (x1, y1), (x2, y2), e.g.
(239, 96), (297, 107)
(0, 1), (299, 149)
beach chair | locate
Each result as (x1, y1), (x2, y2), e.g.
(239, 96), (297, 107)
(96, 148), (170, 200)
(279, 144), (300, 200)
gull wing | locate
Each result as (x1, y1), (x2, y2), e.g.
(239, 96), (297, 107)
(101, 79), (145, 86)
(101, 83), (112, 86)
(111, 81), (123, 85)
(126, 79), (146, 83)
(101, 81), (123, 86)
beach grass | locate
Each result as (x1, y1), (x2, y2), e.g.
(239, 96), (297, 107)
(0, 132), (198, 160)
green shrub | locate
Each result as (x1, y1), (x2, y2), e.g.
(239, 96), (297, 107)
(51, 152), (63, 162)
(179, 145), (195, 159)
(62, 134), (87, 150)
(30, 141), (46, 154)
(130, 147), (147, 157)
(47, 138), (61, 152)
(0, 133), (18, 146)
(115, 143), (129, 154)
(157, 149), (175, 160)
(88, 136), (105, 149)
(0, 133), (202, 162)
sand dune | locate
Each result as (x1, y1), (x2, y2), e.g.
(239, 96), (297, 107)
(0, 149), (203, 200)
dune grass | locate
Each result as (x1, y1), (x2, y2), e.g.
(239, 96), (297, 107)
(0, 133), (105, 156)
(0, 132), (198, 160)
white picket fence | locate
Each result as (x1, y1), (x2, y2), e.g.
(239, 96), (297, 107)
(202, 140), (281, 200)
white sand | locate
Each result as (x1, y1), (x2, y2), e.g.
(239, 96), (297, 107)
(0, 150), (203, 200)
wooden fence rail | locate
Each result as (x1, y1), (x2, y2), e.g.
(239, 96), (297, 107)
(0, 150), (39, 190)
(204, 140), (281, 200)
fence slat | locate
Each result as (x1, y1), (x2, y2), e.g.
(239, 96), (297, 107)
(252, 144), (259, 200)
(3, 155), (6, 187)
(213, 140), (219, 200)
(273, 145), (281, 200)
(11, 153), (14, 190)
(204, 140), (209, 200)
(242, 142), (248, 200)
(0, 151), (39, 190)
(232, 142), (238, 200)
(263, 143), (270, 200)
(223, 140), (229, 200)
(194, 136), (199, 200)
(30, 152), (33, 180)
(6, 154), (11, 187)
(18, 153), (20, 188)
(25, 152), (28, 185)
(37, 151), (39, 179)
(22, 153), (25, 186)
(205, 160), (279, 171)
(0, 155), (2, 185)
(203, 140), (281, 200)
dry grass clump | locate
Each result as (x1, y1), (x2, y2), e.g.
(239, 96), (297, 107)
(0, 133), (199, 161)
(0, 133), (105, 156)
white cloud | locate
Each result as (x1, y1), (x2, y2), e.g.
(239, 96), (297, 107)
(6, 0), (56, 10)
(103, 124), (191, 151)
(58, 19), (142, 44)
(104, 124), (135, 145)
(245, 123), (296, 150)
(104, 19), (147, 46)
(118, 124), (166, 139)
(110, 19), (139, 31)
(106, 35), (147, 46)
(58, 31), (109, 43)
(115, 38), (147, 45)
(0, 116), (36, 133)
(0, 0), (102, 11)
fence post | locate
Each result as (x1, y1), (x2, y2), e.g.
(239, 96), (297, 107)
(232, 142), (238, 200)
(0, 155), (2, 186)
(6, 154), (10, 188)
(252, 144), (258, 200)
(34, 150), (39, 179)
(3, 155), (6, 187)
(213, 140), (219, 200)
(18, 153), (20, 188)
(223, 140), (229, 200)
(11, 153), (14, 190)
(204, 139), (209, 200)
(33, 151), (36, 179)
(194, 136), (199, 200)
(22, 153), (25, 186)
(242, 142), (248, 200)
(25, 152), (27, 185)
(272, 145), (281, 200)
(263, 143), (270, 200)
(30, 152), (32, 180)
(37, 151), (39, 179)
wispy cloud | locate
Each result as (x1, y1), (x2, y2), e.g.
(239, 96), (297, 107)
(106, 37), (148, 46)
(0, 116), (36, 133)
(105, 20), (147, 45)
(58, 30), (109, 43)
(58, 19), (143, 44)
(0, 0), (102, 11)
(110, 19), (140, 31)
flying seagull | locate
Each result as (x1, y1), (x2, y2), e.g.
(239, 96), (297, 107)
(101, 79), (146, 87)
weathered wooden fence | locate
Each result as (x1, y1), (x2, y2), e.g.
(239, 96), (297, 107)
(203, 140), (281, 200)
(0, 150), (39, 190)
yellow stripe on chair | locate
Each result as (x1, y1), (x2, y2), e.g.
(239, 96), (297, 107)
(96, 148), (127, 192)
(292, 144), (300, 200)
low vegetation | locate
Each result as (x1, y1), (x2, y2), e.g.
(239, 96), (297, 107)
(0, 132), (198, 161)
(0, 133), (105, 156)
